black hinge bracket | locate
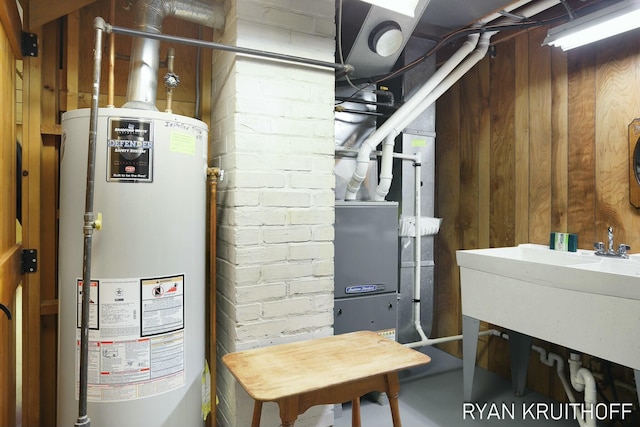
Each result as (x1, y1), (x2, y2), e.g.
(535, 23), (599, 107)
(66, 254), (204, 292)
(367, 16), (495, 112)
(21, 31), (38, 57)
(21, 249), (37, 274)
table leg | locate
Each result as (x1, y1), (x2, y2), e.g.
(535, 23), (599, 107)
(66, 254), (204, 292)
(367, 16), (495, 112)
(351, 398), (361, 427)
(279, 397), (298, 427)
(385, 373), (402, 427)
(251, 401), (262, 427)
(462, 315), (480, 402)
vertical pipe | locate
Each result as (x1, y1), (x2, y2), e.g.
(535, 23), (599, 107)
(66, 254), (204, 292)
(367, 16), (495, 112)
(207, 168), (219, 427)
(107, 0), (115, 107)
(412, 156), (428, 342)
(75, 17), (105, 427)
(165, 47), (175, 113)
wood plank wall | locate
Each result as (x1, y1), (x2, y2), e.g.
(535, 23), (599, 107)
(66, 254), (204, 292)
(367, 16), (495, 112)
(435, 25), (640, 402)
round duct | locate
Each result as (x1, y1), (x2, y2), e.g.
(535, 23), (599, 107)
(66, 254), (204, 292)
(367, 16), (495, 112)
(368, 21), (404, 57)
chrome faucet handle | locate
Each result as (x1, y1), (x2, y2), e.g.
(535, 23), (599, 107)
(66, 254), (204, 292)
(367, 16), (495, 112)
(619, 244), (631, 258)
(594, 242), (605, 254)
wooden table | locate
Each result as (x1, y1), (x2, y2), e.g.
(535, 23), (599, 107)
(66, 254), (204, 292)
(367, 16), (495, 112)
(222, 330), (431, 427)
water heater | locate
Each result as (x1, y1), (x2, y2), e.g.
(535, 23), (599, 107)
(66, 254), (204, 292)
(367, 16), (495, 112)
(58, 108), (208, 427)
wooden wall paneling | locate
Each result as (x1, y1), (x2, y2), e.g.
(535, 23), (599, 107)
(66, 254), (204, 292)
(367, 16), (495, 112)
(40, 137), (58, 426)
(514, 34), (530, 245)
(594, 33), (638, 244)
(21, 25), (43, 427)
(516, 30), (552, 398)
(434, 82), (462, 357)
(567, 47), (597, 247)
(41, 21), (59, 128)
(487, 37), (516, 379)
(38, 19), (62, 427)
(477, 58), (491, 249)
(28, 0), (95, 30)
(551, 44), (569, 232)
(0, 14), (18, 427)
(527, 27), (552, 245)
(459, 63), (481, 250)
(548, 45), (570, 403)
(459, 57), (497, 368)
(489, 38), (516, 249)
(628, 32), (640, 247)
(475, 57), (492, 368)
(64, 9), (80, 112)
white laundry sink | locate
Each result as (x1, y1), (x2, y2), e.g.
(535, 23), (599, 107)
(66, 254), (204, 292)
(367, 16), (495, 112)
(456, 243), (640, 299)
(457, 243), (640, 402)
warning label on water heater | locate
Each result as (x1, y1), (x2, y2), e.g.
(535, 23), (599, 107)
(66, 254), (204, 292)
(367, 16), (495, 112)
(75, 275), (185, 402)
(107, 118), (153, 182)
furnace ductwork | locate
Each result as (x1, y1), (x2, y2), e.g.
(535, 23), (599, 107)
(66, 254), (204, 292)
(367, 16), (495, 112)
(124, 0), (225, 110)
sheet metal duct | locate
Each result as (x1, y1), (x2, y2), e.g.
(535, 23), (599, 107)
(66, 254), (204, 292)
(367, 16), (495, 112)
(342, 0), (431, 79)
(125, 0), (225, 110)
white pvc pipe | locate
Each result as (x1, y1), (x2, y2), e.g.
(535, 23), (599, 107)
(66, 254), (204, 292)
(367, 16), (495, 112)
(344, 33), (481, 201)
(366, 0), (562, 202)
(405, 329), (500, 349)
(412, 155), (428, 343)
(569, 353), (598, 427)
(374, 134), (396, 201)
(373, 31), (494, 201)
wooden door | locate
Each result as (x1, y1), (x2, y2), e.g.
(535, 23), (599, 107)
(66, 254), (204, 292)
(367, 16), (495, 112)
(0, 1), (24, 426)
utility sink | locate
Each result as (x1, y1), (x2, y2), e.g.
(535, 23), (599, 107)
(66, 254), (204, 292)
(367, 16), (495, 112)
(457, 243), (640, 402)
(456, 243), (640, 299)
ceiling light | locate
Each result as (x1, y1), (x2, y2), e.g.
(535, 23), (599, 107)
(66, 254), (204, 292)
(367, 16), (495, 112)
(543, 0), (640, 51)
(369, 21), (404, 57)
(359, 0), (420, 17)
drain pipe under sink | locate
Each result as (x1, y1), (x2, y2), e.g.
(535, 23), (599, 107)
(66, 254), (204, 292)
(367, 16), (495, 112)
(569, 353), (598, 427)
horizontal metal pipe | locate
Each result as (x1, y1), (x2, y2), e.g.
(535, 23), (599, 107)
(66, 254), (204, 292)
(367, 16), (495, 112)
(105, 21), (351, 73)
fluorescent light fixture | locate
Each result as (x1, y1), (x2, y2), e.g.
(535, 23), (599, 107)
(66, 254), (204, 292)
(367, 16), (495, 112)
(360, 0), (420, 17)
(543, 0), (640, 51)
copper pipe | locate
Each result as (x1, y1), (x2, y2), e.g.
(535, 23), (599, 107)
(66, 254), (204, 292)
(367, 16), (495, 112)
(207, 167), (220, 427)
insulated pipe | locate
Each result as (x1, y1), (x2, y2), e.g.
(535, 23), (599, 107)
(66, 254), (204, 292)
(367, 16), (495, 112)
(343, 33), (481, 201)
(124, 0), (225, 110)
(76, 17), (106, 427)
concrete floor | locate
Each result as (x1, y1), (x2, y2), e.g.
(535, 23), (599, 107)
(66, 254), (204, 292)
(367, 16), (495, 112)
(334, 346), (583, 427)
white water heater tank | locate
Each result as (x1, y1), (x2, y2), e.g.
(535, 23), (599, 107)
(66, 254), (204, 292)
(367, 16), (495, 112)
(58, 108), (208, 427)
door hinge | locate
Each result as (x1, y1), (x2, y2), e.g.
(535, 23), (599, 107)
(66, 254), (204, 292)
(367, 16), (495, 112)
(21, 31), (38, 57)
(21, 249), (38, 274)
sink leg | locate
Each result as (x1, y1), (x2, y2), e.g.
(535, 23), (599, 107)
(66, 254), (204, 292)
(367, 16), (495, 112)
(462, 315), (480, 402)
(635, 370), (640, 408)
(508, 330), (532, 397)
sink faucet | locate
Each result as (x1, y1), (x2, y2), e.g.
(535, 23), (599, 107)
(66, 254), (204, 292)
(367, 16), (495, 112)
(608, 226), (615, 254)
(594, 226), (630, 259)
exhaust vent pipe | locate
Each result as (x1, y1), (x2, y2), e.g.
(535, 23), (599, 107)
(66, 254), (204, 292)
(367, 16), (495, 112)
(124, 0), (225, 110)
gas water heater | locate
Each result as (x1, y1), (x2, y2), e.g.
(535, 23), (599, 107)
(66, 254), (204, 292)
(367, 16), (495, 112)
(58, 108), (208, 427)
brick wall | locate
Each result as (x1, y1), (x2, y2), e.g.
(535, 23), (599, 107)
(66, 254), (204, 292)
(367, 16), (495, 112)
(211, 0), (336, 426)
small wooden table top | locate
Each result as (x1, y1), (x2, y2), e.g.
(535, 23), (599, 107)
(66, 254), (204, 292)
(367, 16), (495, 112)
(223, 330), (431, 426)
